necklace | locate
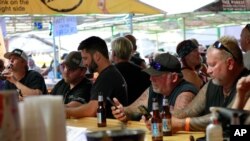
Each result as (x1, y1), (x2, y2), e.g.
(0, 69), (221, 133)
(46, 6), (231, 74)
(223, 89), (232, 98)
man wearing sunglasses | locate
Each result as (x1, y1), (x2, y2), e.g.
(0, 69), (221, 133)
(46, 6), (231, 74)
(50, 51), (92, 108)
(111, 52), (198, 122)
(171, 36), (249, 133)
(240, 24), (250, 70)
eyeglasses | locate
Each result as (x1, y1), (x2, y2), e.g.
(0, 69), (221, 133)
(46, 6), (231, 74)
(245, 24), (250, 32)
(150, 61), (179, 72)
(213, 41), (236, 60)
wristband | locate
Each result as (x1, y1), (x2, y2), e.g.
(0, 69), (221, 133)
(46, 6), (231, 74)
(185, 117), (190, 131)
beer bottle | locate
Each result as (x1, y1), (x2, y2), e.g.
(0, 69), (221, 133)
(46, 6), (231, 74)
(151, 98), (163, 141)
(161, 97), (172, 136)
(97, 92), (106, 127)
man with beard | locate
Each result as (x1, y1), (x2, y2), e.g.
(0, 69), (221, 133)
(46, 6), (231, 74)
(170, 36), (250, 132)
(3, 49), (47, 100)
(50, 51), (92, 108)
(111, 53), (198, 121)
(66, 36), (128, 118)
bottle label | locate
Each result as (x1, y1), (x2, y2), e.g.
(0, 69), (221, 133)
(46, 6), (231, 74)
(98, 95), (103, 101)
(163, 99), (168, 106)
(151, 123), (162, 137)
(152, 102), (159, 110)
(162, 118), (171, 132)
(97, 113), (102, 123)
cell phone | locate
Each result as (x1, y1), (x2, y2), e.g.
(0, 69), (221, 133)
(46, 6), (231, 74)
(138, 105), (151, 120)
(106, 97), (118, 109)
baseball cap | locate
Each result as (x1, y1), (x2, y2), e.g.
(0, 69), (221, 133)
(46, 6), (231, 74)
(144, 53), (181, 76)
(64, 51), (84, 70)
(4, 48), (28, 61)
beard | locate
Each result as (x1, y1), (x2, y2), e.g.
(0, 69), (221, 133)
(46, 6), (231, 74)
(212, 79), (222, 86)
(152, 84), (161, 93)
(88, 60), (98, 73)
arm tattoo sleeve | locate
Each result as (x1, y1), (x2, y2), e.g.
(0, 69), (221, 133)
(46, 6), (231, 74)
(172, 83), (208, 118)
(125, 88), (149, 114)
(190, 114), (211, 131)
(174, 92), (195, 110)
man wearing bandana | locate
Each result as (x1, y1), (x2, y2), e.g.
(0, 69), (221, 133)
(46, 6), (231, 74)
(176, 39), (206, 90)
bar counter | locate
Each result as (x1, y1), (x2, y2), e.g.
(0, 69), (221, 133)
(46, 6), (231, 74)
(67, 117), (205, 141)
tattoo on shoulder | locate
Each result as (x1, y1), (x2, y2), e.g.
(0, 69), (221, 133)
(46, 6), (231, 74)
(173, 83), (208, 118)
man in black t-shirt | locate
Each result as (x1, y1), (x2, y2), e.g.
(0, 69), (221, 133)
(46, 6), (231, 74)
(3, 49), (47, 100)
(66, 36), (128, 118)
(111, 37), (150, 105)
(51, 51), (92, 107)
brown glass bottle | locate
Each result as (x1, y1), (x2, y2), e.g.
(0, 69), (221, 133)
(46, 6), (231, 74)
(151, 98), (163, 141)
(161, 97), (172, 136)
(97, 92), (106, 127)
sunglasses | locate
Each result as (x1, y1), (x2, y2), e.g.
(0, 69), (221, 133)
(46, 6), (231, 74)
(213, 41), (236, 60)
(150, 61), (179, 72)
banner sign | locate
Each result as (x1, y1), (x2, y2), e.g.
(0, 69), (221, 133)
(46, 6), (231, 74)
(0, 0), (161, 14)
(196, 0), (250, 11)
(53, 16), (77, 37)
(222, 0), (248, 11)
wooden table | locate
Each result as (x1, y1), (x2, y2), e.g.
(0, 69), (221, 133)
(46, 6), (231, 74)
(67, 117), (205, 141)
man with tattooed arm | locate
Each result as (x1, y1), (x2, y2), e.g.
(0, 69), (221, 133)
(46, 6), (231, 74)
(111, 53), (198, 121)
(171, 36), (250, 132)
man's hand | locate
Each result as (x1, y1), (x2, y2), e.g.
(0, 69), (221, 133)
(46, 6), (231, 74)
(5, 71), (18, 84)
(141, 115), (151, 131)
(111, 97), (127, 122)
(236, 76), (250, 98)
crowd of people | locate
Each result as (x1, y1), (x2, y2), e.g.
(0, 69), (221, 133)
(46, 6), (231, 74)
(0, 24), (250, 135)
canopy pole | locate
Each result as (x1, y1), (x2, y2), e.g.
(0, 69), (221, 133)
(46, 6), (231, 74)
(111, 25), (114, 39)
(216, 27), (221, 39)
(156, 32), (159, 50)
(51, 21), (58, 80)
(181, 17), (186, 40)
(129, 13), (134, 34)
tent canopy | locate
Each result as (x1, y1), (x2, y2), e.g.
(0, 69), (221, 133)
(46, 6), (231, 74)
(0, 0), (162, 15)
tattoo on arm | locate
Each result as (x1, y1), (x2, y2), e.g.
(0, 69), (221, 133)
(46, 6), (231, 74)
(172, 83), (208, 118)
(190, 114), (211, 131)
(174, 92), (195, 110)
(125, 88), (149, 114)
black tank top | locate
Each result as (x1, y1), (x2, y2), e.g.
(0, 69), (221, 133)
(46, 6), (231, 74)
(203, 69), (250, 115)
(148, 79), (198, 111)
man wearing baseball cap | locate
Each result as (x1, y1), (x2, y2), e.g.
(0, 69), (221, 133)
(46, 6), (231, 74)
(111, 53), (198, 121)
(51, 51), (92, 107)
(3, 48), (47, 99)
